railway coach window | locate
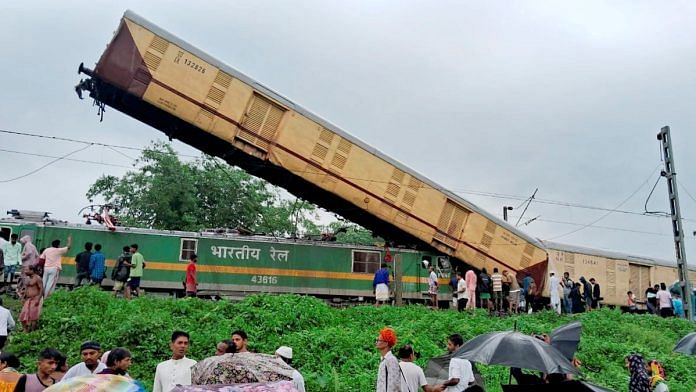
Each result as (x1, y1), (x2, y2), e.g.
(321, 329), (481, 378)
(352, 250), (382, 274)
(179, 238), (198, 261)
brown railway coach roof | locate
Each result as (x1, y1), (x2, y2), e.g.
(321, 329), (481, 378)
(119, 10), (545, 251)
(543, 240), (696, 272)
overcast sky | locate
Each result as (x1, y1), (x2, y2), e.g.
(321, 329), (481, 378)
(2, 1), (696, 262)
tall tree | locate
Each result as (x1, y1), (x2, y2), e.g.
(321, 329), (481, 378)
(86, 142), (317, 234)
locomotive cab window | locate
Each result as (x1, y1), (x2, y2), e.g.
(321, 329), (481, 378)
(0, 227), (10, 241)
(352, 250), (381, 274)
(180, 238), (198, 261)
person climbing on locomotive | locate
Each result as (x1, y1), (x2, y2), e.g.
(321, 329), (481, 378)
(40, 236), (72, 298)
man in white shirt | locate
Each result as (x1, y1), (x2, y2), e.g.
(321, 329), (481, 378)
(655, 282), (674, 318)
(549, 272), (561, 314)
(456, 272), (467, 312)
(63, 341), (106, 379)
(153, 331), (197, 392)
(0, 297), (15, 350)
(397, 345), (433, 392)
(275, 346), (306, 392)
(428, 266), (439, 310)
(435, 334), (474, 392)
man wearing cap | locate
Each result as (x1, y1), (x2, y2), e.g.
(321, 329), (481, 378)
(275, 346), (306, 392)
(375, 327), (401, 392)
(62, 341), (106, 380)
(398, 345), (434, 392)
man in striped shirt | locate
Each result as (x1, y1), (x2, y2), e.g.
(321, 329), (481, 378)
(491, 268), (503, 312)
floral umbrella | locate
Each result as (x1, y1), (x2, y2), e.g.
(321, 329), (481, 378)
(192, 352), (294, 385)
(44, 374), (145, 392)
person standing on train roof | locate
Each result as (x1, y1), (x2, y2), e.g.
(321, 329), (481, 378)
(112, 246), (132, 298)
(589, 278), (601, 309)
(74, 242), (93, 287)
(428, 265), (439, 310)
(1, 234), (21, 289)
(549, 272), (561, 314)
(125, 243), (144, 299)
(40, 236), (72, 298)
(373, 263), (390, 307)
(89, 244), (106, 285)
(464, 269), (477, 310)
(185, 253), (197, 297)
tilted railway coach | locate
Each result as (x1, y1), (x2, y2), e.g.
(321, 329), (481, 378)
(0, 218), (452, 302)
(75, 10), (548, 286)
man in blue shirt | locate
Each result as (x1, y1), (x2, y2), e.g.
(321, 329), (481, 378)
(89, 244), (106, 285)
(373, 264), (390, 306)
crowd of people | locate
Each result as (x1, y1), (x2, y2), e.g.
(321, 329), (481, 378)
(373, 263), (695, 320)
(0, 329), (306, 392)
(0, 235), (172, 333)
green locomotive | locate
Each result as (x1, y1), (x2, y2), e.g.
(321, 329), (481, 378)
(1, 216), (452, 303)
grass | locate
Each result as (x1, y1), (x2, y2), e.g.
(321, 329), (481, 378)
(3, 288), (695, 391)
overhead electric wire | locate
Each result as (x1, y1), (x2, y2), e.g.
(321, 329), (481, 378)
(544, 165), (662, 241)
(0, 144), (93, 183)
(0, 147), (133, 169)
(3, 128), (693, 224)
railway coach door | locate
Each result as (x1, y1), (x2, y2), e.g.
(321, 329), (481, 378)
(628, 263), (650, 300)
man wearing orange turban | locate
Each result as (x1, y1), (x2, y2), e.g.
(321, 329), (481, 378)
(375, 327), (401, 392)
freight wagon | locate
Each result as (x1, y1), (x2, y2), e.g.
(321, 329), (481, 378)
(0, 218), (452, 303)
(75, 10), (548, 287)
(542, 241), (696, 307)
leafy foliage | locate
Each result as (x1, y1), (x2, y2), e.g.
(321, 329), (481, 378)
(86, 142), (318, 235)
(8, 289), (696, 392)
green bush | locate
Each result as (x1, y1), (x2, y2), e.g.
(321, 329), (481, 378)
(7, 288), (696, 392)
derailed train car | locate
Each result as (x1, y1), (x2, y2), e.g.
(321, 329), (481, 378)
(75, 11), (548, 285)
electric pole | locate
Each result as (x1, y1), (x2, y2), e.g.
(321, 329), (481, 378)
(657, 126), (691, 320)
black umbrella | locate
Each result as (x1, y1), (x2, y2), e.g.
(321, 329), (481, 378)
(501, 380), (615, 392)
(550, 320), (583, 361)
(454, 331), (579, 375)
(673, 332), (696, 355)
